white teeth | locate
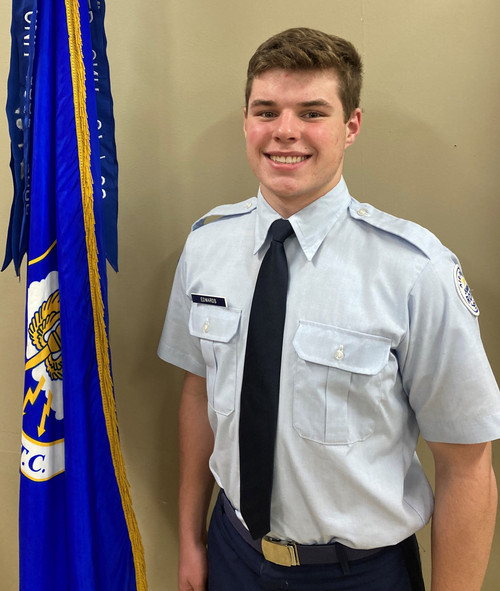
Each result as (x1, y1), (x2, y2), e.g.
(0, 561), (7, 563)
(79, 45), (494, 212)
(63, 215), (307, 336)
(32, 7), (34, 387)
(269, 155), (308, 164)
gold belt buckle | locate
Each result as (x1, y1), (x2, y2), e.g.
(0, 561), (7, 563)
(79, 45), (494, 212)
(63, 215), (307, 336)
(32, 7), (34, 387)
(261, 536), (300, 567)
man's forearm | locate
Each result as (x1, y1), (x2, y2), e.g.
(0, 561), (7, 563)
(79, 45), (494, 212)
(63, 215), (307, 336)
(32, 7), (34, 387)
(428, 441), (497, 591)
(178, 372), (215, 591)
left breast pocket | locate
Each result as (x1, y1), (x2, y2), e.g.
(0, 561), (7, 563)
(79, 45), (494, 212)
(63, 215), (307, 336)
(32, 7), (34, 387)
(292, 321), (391, 445)
(189, 304), (241, 415)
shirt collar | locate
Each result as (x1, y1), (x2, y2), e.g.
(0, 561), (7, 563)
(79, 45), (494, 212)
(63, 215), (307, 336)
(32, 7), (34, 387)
(254, 177), (351, 261)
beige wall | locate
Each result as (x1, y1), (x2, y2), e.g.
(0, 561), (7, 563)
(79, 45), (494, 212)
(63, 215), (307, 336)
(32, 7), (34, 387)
(1, 1), (499, 589)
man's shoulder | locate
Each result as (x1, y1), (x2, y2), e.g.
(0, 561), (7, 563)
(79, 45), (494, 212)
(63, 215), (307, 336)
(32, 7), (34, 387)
(191, 197), (257, 232)
(348, 197), (448, 260)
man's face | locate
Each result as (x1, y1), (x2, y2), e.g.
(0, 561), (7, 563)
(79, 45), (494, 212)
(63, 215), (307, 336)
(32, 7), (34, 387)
(244, 68), (361, 217)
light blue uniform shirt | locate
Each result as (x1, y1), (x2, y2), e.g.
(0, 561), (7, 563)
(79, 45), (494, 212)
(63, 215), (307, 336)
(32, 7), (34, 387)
(158, 178), (500, 548)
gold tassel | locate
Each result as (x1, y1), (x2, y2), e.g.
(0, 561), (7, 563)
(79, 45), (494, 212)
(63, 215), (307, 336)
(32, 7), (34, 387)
(64, 1), (147, 588)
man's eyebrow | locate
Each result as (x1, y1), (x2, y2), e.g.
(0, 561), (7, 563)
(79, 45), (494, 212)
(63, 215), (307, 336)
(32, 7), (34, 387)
(248, 99), (277, 108)
(299, 99), (333, 108)
(248, 99), (333, 109)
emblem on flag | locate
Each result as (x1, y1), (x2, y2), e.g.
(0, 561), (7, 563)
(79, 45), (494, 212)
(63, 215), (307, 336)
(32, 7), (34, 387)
(22, 271), (65, 482)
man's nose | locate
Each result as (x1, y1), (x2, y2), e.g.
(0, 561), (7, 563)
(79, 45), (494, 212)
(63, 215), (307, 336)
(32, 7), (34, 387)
(274, 111), (300, 142)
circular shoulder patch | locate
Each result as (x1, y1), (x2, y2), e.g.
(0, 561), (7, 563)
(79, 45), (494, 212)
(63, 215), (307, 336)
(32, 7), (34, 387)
(454, 264), (479, 316)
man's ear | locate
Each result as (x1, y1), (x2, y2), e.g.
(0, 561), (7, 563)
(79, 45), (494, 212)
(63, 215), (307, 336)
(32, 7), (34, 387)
(345, 108), (362, 148)
(243, 107), (248, 137)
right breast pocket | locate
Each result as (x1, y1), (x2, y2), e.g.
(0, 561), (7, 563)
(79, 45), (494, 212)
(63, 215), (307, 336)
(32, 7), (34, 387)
(292, 321), (391, 445)
(189, 303), (241, 415)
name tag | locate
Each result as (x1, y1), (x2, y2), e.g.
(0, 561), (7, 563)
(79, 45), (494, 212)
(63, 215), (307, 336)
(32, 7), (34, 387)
(191, 293), (227, 307)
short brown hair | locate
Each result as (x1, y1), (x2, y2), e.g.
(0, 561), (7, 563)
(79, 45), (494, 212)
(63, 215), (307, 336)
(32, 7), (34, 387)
(246, 28), (363, 122)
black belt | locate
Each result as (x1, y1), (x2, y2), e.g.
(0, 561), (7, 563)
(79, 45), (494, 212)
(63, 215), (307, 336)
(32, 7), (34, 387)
(220, 491), (385, 568)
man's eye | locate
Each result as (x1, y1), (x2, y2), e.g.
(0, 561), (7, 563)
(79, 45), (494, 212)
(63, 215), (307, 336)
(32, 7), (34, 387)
(304, 111), (323, 119)
(257, 111), (277, 119)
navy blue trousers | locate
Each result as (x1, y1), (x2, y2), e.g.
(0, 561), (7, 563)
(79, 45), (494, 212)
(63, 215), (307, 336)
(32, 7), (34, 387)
(207, 493), (424, 591)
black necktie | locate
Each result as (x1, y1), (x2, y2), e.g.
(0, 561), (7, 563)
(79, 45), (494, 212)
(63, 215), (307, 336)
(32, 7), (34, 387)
(239, 218), (295, 540)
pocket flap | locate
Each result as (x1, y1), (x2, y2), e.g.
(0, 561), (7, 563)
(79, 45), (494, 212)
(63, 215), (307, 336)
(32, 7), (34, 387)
(189, 303), (241, 342)
(293, 321), (390, 375)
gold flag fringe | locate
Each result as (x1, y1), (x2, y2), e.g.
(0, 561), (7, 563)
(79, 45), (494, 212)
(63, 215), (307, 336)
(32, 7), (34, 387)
(64, 2), (147, 588)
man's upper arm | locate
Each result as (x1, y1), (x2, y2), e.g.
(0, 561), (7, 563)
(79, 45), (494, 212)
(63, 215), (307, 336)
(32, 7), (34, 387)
(426, 440), (494, 479)
(181, 371), (208, 400)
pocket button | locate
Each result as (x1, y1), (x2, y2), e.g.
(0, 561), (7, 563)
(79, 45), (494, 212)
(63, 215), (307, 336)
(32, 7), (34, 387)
(334, 345), (344, 360)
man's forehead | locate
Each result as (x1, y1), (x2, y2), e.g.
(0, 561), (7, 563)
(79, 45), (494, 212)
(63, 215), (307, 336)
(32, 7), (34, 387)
(248, 69), (341, 106)
(252, 67), (339, 84)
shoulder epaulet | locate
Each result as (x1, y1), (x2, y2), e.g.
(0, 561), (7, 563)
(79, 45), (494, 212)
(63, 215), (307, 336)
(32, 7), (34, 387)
(191, 198), (257, 231)
(348, 198), (446, 259)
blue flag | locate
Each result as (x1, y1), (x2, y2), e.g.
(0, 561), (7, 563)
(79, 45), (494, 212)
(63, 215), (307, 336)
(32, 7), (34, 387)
(12, 1), (147, 589)
(3, 0), (119, 274)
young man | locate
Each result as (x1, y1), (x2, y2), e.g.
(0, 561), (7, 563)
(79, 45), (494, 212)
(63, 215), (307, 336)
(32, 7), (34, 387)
(158, 28), (500, 591)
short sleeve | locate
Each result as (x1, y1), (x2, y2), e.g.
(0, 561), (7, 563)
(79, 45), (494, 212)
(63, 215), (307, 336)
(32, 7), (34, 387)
(157, 247), (207, 377)
(400, 254), (500, 444)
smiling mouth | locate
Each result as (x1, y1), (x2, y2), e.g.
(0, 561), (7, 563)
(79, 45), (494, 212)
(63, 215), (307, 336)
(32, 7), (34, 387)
(267, 154), (310, 164)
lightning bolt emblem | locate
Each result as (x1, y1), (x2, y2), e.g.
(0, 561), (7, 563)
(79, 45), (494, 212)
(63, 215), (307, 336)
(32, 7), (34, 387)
(38, 390), (53, 437)
(22, 376), (54, 437)
(22, 376), (46, 414)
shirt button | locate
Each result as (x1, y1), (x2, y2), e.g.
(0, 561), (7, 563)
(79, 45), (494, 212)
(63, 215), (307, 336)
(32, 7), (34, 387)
(334, 345), (344, 360)
(202, 320), (210, 333)
(357, 207), (369, 217)
(245, 201), (253, 209)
